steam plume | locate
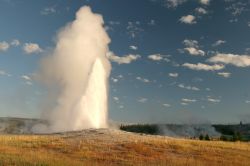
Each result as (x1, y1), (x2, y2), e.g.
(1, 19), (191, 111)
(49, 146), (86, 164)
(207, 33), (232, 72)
(36, 6), (111, 132)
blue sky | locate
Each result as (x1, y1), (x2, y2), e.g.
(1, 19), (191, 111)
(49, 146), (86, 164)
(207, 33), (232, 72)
(0, 0), (250, 124)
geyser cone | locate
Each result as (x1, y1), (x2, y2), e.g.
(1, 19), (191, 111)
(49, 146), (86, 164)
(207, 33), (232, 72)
(36, 6), (111, 132)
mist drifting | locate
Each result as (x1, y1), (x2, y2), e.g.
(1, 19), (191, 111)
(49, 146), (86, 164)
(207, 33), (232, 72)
(36, 6), (111, 132)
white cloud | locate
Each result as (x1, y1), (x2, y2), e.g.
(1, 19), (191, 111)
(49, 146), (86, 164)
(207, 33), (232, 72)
(23, 43), (43, 54)
(163, 103), (171, 107)
(136, 76), (150, 83)
(248, 22), (250, 27)
(165, 0), (187, 8)
(183, 39), (199, 48)
(200, 0), (210, 5)
(182, 98), (197, 103)
(106, 51), (140, 64)
(182, 39), (205, 56)
(245, 100), (250, 104)
(212, 40), (226, 47)
(169, 73), (179, 77)
(179, 15), (196, 24)
(182, 63), (225, 71)
(184, 47), (205, 56)
(113, 97), (119, 101)
(41, 7), (56, 15)
(207, 98), (221, 103)
(148, 19), (156, 26)
(21, 75), (32, 81)
(195, 7), (207, 14)
(126, 21), (144, 38)
(10, 39), (20, 46)
(178, 84), (200, 91)
(129, 45), (138, 50)
(138, 98), (148, 103)
(0, 41), (9, 51)
(111, 77), (118, 83)
(0, 70), (11, 77)
(217, 72), (231, 78)
(208, 53), (250, 67)
(148, 54), (170, 62)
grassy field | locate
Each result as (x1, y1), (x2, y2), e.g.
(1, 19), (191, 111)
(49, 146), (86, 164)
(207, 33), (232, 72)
(0, 129), (249, 166)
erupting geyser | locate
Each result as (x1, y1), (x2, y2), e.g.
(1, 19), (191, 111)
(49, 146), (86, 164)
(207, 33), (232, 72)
(36, 6), (111, 132)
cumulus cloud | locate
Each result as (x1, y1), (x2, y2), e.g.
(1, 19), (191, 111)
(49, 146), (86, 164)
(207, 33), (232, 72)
(212, 40), (226, 47)
(195, 7), (207, 14)
(208, 53), (250, 67)
(169, 73), (179, 77)
(10, 39), (20, 46)
(106, 51), (140, 64)
(184, 47), (205, 56)
(0, 41), (9, 51)
(217, 72), (231, 78)
(179, 15), (196, 24)
(182, 63), (224, 71)
(200, 0), (210, 5)
(23, 43), (43, 54)
(148, 54), (170, 62)
(183, 39), (199, 48)
(182, 39), (205, 56)
(178, 84), (200, 91)
(129, 45), (138, 50)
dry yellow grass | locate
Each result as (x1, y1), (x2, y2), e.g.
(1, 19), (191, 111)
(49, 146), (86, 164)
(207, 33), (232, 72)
(0, 129), (249, 166)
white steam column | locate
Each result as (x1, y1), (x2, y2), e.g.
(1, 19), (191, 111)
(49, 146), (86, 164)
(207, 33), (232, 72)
(37, 6), (111, 132)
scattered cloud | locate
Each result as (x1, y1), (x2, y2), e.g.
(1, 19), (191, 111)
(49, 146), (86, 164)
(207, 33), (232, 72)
(129, 45), (138, 50)
(126, 21), (144, 38)
(163, 103), (171, 107)
(184, 47), (205, 56)
(40, 7), (56, 15)
(169, 73), (179, 77)
(207, 97), (221, 103)
(181, 98), (197, 103)
(182, 39), (205, 56)
(21, 75), (32, 81)
(179, 15), (196, 24)
(212, 40), (226, 47)
(245, 100), (250, 104)
(0, 70), (11, 77)
(164, 0), (187, 8)
(136, 76), (150, 83)
(148, 19), (156, 26)
(199, 0), (210, 5)
(217, 72), (231, 78)
(195, 7), (207, 14)
(0, 41), (9, 51)
(208, 53), (250, 67)
(226, 2), (248, 16)
(23, 43), (43, 54)
(10, 39), (20, 46)
(183, 63), (224, 71)
(183, 39), (199, 48)
(178, 83), (200, 91)
(107, 51), (140, 64)
(138, 98), (148, 103)
(148, 54), (170, 62)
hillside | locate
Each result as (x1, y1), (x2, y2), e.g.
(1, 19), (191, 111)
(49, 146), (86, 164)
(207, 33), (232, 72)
(0, 128), (250, 166)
